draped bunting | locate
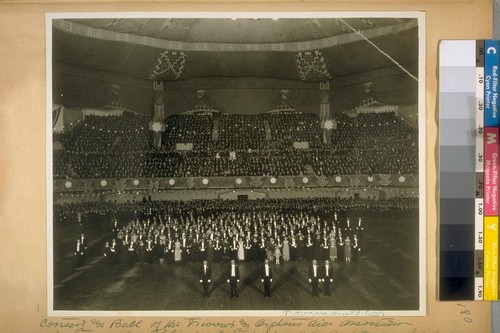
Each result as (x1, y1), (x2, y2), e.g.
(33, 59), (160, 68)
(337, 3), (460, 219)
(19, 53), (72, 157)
(153, 81), (166, 121)
(53, 19), (417, 53)
(249, 176), (264, 187)
(315, 174), (329, 187)
(148, 179), (161, 192)
(112, 179), (127, 192)
(150, 51), (186, 80)
(52, 105), (63, 130)
(53, 174), (417, 194)
(149, 120), (165, 149)
(296, 51), (331, 81)
(83, 179), (94, 194)
(319, 80), (332, 144)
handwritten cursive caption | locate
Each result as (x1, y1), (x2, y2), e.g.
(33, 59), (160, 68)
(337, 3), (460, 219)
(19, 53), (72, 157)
(38, 317), (415, 333)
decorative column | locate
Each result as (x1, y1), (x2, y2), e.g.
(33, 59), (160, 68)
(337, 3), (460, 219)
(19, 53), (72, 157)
(319, 81), (336, 144)
(149, 81), (166, 149)
(153, 80), (166, 121)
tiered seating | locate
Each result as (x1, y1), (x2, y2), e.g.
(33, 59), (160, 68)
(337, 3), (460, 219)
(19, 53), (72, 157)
(162, 114), (213, 150)
(217, 114), (267, 150)
(267, 112), (321, 147)
(327, 112), (418, 174)
(53, 110), (417, 179)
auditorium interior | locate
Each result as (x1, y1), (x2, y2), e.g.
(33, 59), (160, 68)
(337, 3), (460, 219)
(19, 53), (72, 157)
(50, 15), (422, 313)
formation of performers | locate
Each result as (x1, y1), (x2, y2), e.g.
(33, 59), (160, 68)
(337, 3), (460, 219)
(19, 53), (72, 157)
(75, 233), (342, 298)
(198, 258), (336, 298)
(73, 206), (365, 267)
(73, 233), (89, 266)
(97, 210), (363, 267)
(68, 196), (419, 269)
(67, 197), (418, 297)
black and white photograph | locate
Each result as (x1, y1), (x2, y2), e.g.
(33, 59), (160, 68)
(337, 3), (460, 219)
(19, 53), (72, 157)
(47, 12), (425, 316)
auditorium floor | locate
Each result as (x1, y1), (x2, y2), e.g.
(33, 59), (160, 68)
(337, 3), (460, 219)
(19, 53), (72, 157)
(52, 215), (420, 312)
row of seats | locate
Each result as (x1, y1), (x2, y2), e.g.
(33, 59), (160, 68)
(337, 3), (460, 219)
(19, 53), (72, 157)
(53, 111), (417, 179)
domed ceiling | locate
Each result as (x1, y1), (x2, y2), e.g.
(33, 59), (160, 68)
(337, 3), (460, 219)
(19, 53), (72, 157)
(51, 15), (420, 114)
(52, 16), (419, 82)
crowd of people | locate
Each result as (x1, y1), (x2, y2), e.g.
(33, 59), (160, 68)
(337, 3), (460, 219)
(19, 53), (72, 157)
(217, 114), (268, 150)
(55, 197), (417, 225)
(54, 108), (419, 299)
(62, 196), (417, 296)
(161, 113), (213, 150)
(61, 113), (150, 153)
(267, 112), (321, 147)
(61, 197), (418, 265)
(53, 110), (418, 179)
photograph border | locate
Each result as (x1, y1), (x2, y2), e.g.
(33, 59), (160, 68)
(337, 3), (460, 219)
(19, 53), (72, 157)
(46, 10), (426, 317)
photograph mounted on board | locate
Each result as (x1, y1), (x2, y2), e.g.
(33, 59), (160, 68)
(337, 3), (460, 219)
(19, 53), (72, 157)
(47, 12), (425, 316)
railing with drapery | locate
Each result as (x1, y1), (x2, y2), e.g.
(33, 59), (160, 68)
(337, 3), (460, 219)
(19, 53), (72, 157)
(53, 174), (418, 195)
